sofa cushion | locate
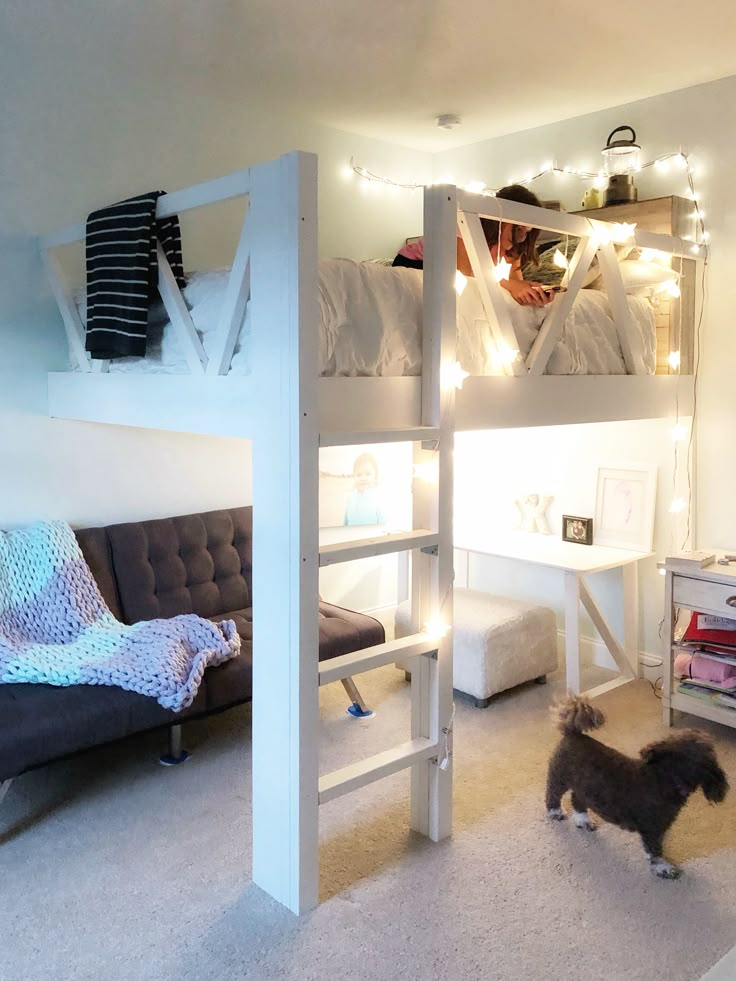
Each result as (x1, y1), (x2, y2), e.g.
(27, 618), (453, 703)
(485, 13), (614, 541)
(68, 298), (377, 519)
(213, 608), (252, 642)
(0, 680), (207, 782)
(317, 601), (385, 661)
(107, 508), (252, 624)
(204, 649), (253, 709)
(75, 526), (122, 620)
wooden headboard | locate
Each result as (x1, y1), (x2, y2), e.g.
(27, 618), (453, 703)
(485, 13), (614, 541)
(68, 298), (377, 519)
(572, 195), (696, 375)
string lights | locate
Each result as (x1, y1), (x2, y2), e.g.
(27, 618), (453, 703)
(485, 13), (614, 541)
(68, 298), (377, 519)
(347, 150), (710, 254)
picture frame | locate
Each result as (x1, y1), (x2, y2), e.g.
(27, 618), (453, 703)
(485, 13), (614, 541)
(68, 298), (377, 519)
(562, 515), (593, 545)
(593, 463), (657, 551)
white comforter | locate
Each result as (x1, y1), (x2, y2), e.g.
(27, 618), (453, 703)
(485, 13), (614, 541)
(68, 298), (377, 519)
(74, 258), (655, 376)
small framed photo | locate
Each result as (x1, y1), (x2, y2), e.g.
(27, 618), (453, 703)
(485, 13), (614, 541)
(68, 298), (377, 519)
(594, 463), (657, 551)
(562, 515), (593, 545)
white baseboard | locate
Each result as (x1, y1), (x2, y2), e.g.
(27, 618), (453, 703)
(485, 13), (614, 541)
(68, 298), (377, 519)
(557, 629), (662, 675)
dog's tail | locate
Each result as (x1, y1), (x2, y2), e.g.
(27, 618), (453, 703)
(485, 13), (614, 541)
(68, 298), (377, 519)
(553, 695), (605, 735)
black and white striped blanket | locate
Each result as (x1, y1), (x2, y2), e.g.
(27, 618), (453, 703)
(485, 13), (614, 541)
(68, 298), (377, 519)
(84, 191), (186, 359)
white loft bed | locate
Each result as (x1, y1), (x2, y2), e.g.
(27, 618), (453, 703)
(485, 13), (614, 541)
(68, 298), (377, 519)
(38, 152), (699, 914)
(42, 162), (697, 437)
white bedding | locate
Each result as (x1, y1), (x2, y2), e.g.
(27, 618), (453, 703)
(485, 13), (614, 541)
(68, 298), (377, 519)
(74, 258), (655, 376)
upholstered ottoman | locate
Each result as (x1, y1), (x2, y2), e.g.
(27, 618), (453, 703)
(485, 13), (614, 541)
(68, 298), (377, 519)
(395, 588), (558, 707)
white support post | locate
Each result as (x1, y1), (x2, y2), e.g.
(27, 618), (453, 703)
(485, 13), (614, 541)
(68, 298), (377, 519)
(564, 571), (582, 694)
(662, 571), (675, 726)
(40, 249), (91, 372)
(410, 185), (456, 841)
(622, 562), (640, 678)
(207, 202), (252, 376)
(458, 211), (526, 377)
(596, 239), (645, 374)
(526, 235), (598, 375)
(157, 243), (208, 375)
(250, 152), (320, 914)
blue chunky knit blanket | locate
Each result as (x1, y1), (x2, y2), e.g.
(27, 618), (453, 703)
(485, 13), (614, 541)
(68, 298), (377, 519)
(0, 521), (240, 712)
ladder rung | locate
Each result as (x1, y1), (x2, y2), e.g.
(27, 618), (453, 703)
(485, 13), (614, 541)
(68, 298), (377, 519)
(319, 530), (438, 567)
(319, 427), (440, 447)
(319, 737), (438, 805)
(319, 633), (436, 686)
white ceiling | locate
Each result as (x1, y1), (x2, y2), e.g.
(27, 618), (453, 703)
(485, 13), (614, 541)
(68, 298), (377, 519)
(4, 0), (736, 151)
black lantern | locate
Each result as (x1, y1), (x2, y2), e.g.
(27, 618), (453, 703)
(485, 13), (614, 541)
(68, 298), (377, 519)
(601, 125), (641, 206)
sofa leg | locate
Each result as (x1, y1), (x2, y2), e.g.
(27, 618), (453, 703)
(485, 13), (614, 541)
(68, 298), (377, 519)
(341, 677), (374, 719)
(159, 725), (191, 766)
(472, 695), (494, 709)
(534, 675), (548, 685)
(0, 778), (13, 806)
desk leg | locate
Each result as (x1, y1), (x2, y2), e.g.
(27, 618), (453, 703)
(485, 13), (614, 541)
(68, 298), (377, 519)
(622, 563), (639, 678)
(564, 571), (581, 694)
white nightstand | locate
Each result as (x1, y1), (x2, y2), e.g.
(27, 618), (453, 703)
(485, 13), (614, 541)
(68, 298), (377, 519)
(663, 560), (736, 729)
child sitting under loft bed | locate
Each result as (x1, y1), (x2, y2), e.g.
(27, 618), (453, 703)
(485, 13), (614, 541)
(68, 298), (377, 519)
(392, 184), (553, 307)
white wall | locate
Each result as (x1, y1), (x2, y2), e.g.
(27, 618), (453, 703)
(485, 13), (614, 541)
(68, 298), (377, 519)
(0, 66), (429, 533)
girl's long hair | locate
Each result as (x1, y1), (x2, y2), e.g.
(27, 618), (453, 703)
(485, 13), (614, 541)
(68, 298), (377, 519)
(481, 184), (542, 266)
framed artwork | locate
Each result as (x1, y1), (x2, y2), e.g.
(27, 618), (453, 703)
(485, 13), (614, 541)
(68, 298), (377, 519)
(562, 514), (593, 545)
(593, 463), (657, 551)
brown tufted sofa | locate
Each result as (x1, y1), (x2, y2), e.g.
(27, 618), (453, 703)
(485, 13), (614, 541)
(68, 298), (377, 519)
(0, 507), (384, 783)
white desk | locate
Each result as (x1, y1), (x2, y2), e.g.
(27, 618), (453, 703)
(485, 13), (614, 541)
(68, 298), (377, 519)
(454, 530), (653, 699)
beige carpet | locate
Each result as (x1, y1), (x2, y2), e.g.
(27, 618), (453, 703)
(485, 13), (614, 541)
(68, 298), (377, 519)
(3, 667), (736, 981)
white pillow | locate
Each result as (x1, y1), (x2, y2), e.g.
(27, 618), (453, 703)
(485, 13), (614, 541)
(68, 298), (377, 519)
(587, 258), (679, 293)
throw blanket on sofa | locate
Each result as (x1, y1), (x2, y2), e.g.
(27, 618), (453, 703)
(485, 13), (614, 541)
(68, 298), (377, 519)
(0, 521), (240, 712)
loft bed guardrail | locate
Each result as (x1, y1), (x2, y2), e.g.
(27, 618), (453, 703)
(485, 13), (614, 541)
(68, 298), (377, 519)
(40, 153), (700, 438)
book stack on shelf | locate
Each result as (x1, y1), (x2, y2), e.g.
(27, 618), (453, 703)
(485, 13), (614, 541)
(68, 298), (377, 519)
(675, 612), (736, 712)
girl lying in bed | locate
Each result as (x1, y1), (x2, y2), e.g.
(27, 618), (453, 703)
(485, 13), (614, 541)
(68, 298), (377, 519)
(392, 184), (553, 307)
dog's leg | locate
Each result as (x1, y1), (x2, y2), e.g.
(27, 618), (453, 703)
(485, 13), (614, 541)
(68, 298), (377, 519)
(641, 831), (681, 880)
(545, 768), (567, 820)
(571, 792), (597, 831)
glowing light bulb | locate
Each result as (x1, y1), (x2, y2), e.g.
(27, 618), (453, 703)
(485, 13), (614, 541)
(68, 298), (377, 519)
(494, 257), (513, 282)
(541, 161), (553, 172)
(452, 361), (470, 390)
(553, 248), (569, 270)
(413, 462), (438, 482)
(658, 567), (667, 576)
(424, 617), (451, 641)
(497, 344), (519, 366)
(702, 231), (710, 242)
(655, 159), (670, 172)
(664, 281), (681, 299)
(465, 180), (485, 194)
(672, 423), (688, 442)
(593, 176), (607, 190)
(669, 498), (687, 514)
(341, 164), (354, 180)
(610, 222), (637, 243)
(691, 244), (702, 255)
(668, 350), (681, 370)
(455, 270), (468, 296)
(676, 153), (689, 169)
